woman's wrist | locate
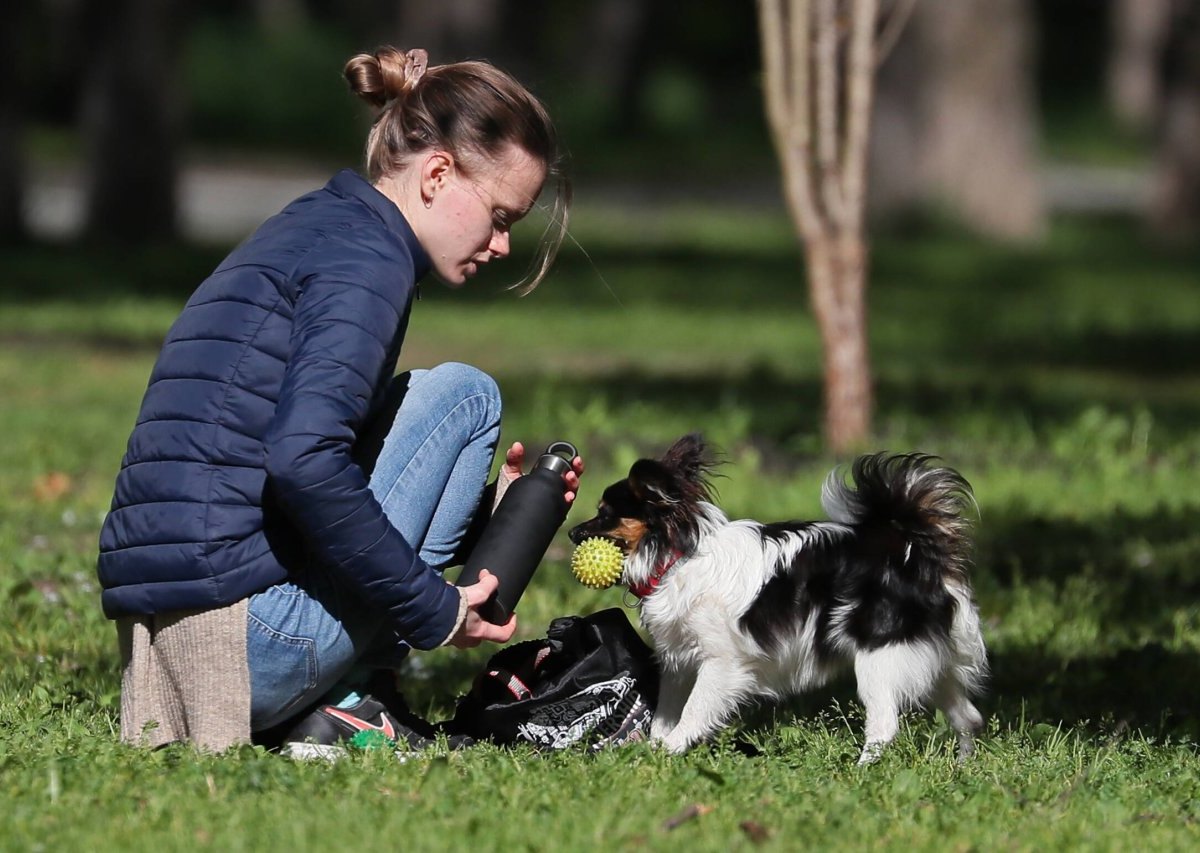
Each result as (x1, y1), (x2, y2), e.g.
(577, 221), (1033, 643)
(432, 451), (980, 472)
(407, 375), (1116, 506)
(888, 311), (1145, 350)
(438, 585), (470, 647)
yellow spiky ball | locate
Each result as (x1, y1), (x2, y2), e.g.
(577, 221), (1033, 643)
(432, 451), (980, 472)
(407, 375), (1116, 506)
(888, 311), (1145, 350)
(570, 537), (625, 589)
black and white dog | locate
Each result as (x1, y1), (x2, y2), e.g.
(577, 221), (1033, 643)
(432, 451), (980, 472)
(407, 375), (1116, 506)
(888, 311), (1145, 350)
(568, 435), (988, 763)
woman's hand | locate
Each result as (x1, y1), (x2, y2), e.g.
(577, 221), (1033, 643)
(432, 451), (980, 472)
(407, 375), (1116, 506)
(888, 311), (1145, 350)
(497, 441), (585, 503)
(449, 569), (517, 648)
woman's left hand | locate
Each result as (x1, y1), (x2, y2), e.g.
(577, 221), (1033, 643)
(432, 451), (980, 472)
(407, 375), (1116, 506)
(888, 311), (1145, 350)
(498, 441), (585, 503)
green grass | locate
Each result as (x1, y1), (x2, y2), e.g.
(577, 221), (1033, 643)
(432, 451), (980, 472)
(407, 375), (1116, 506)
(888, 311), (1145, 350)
(2, 209), (1199, 850)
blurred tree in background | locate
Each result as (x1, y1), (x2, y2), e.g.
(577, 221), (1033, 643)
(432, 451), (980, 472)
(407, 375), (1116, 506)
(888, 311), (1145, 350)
(80, 0), (185, 242)
(870, 0), (1045, 240)
(15, 1), (1198, 237)
(0, 4), (26, 242)
(8, 0), (1200, 449)
(1108, 0), (1172, 132)
(757, 0), (888, 452)
(1152, 0), (1200, 239)
(1108, 0), (1200, 240)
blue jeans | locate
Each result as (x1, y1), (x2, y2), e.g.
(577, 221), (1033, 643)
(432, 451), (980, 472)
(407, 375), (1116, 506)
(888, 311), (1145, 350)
(246, 362), (501, 731)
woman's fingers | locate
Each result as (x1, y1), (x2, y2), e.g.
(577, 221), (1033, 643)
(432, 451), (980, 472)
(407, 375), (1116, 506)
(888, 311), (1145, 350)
(472, 613), (517, 644)
(502, 442), (525, 479)
(463, 569), (499, 608)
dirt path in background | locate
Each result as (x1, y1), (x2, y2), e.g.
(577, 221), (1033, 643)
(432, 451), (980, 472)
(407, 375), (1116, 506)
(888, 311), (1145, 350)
(26, 158), (1153, 243)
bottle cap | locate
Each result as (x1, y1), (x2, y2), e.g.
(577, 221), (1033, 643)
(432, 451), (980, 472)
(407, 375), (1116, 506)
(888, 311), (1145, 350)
(534, 441), (577, 476)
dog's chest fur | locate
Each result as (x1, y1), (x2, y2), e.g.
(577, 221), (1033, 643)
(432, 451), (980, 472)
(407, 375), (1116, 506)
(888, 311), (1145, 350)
(633, 516), (851, 695)
(634, 520), (784, 669)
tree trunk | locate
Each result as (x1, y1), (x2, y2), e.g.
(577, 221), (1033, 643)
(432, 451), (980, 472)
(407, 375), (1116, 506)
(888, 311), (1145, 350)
(0, 4), (24, 241)
(1108, 0), (1172, 132)
(807, 235), (872, 448)
(82, 0), (180, 243)
(1150, 0), (1200, 238)
(758, 0), (880, 452)
(916, 0), (1044, 242)
(395, 0), (501, 63)
(580, 0), (653, 133)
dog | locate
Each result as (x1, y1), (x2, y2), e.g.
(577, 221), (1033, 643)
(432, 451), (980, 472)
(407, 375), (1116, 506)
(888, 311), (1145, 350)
(568, 434), (988, 764)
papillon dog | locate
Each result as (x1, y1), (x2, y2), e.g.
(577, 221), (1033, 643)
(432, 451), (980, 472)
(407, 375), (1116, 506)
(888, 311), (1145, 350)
(568, 434), (988, 764)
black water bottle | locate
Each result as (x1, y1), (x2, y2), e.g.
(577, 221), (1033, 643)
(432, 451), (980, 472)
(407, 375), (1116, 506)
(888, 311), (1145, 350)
(456, 441), (577, 624)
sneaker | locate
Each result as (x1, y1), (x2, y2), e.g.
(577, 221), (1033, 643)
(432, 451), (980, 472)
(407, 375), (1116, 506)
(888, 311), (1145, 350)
(281, 695), (472, 761)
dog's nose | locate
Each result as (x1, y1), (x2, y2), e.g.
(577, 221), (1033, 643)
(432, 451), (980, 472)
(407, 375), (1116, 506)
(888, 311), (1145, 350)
(567, 524), (586, 545)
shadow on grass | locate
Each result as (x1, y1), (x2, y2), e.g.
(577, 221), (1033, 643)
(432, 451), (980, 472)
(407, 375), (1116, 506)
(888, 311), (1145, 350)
(405, 505), (1200, 743)
(735, 641), (1199, 747)
(986, 643), (1198, 739)
(500, 367), (1200, 451)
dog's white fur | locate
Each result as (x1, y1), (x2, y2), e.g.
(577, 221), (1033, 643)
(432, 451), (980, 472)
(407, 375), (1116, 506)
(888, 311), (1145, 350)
(627, 502), (988, 763)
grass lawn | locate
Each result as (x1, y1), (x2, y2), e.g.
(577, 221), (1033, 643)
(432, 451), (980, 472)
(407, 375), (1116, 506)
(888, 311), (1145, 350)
(1, 206), (1198, 850)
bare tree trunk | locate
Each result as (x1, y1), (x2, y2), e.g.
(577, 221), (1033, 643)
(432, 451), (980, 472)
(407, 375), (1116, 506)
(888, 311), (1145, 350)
(1150, 0), (1200, 238)
(916, 0), (1044, 242)
(82, 0), (181, 242)
(808, 236), (871, 445)
(758, 0), (882, 452)
(1108, 0), (1172, 132)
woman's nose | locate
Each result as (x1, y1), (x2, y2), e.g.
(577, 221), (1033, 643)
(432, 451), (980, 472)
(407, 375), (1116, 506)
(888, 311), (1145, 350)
(489, 229), (510, 258)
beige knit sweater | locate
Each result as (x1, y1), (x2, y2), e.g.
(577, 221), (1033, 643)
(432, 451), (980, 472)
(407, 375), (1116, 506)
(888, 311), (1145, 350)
(118, 600), (251, 752)
(118, 589), (469, 751)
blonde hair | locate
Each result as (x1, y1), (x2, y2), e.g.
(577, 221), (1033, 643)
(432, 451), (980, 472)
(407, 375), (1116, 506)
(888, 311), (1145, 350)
(344, 46), (571, 293)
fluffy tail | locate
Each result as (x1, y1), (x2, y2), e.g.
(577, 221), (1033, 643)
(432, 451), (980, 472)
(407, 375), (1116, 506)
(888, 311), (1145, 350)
(821, 453), (976, 586)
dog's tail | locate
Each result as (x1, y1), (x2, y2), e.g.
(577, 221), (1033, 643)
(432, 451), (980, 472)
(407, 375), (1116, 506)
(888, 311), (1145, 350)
(821, 453), (976, 587)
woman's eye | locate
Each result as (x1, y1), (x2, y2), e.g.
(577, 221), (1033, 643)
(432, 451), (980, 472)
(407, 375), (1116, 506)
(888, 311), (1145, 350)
(492, 211), (510, 229)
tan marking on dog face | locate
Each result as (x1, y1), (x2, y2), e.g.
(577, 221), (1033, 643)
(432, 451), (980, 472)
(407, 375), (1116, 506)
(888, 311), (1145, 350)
(614, 519), (647, 553)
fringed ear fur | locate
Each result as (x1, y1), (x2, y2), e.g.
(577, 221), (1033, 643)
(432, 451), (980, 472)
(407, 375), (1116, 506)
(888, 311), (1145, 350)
(627, 434), (718, 507)
(660, 433), (709, 480)
(629, 460), (679, 506)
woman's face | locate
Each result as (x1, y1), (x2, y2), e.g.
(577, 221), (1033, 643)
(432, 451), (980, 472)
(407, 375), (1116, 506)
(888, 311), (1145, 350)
(418, 145), (547, 287)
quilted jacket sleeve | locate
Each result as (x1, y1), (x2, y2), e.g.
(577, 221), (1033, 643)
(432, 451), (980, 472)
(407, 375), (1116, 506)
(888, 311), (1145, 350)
(262, 237), (462, 650)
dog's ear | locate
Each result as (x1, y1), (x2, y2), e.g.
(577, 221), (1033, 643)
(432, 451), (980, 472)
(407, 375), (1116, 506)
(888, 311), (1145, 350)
(661, 433), (709, 483)
(629, 460), (680, 507)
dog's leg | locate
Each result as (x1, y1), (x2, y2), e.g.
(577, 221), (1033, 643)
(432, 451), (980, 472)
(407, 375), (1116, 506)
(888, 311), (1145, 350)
(854, 644), (941, 765)
(650, 667), (695, 740)
(933, 677), (984, 761)
(658, 659), (751, 754)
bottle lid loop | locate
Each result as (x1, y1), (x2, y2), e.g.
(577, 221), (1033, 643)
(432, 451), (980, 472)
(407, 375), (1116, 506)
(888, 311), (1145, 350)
(534, 441), (577, 475)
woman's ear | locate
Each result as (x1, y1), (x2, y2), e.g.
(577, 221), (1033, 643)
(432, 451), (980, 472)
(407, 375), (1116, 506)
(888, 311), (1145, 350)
(419, 150), (455, 205)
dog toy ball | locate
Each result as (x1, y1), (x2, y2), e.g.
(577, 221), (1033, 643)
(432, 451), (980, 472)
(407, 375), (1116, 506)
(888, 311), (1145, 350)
(571, 537), (625, 589)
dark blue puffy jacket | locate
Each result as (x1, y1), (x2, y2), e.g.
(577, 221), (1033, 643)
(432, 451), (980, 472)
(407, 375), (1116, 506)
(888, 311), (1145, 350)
(97, 170), (462, 650)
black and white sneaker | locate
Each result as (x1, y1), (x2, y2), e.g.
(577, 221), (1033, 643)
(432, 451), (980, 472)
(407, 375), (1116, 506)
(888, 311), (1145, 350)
(281, 695), (473, 761)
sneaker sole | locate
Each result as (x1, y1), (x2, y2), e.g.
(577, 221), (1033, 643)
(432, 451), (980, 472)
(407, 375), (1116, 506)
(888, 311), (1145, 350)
(281, 741), (423, 763)
(281, 742), (349, 761)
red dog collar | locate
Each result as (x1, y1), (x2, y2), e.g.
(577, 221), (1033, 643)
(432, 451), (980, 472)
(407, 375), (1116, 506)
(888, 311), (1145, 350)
(628, 550), (684, 599)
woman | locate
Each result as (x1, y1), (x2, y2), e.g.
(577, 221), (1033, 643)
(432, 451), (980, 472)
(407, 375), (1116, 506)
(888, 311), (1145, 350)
(97, 47), (582, 753)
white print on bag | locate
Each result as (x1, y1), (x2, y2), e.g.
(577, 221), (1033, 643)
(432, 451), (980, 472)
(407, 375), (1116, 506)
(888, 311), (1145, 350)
(516, 676), (638, 749)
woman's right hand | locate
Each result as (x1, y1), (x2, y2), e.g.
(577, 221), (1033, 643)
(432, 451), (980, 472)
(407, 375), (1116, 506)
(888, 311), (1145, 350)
(448, 569), (517, 648)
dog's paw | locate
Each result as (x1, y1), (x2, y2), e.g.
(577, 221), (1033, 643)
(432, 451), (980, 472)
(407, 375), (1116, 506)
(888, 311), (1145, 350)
(857, 741), (886, 766)
(660, 732), (694, 755)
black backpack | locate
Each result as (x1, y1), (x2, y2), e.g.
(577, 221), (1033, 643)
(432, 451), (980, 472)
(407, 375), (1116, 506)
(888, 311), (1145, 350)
(445, 608), (659, 751)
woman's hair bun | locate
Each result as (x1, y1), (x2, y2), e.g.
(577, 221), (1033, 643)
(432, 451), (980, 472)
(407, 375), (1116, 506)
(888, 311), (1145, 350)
(344, 47), (429, 108)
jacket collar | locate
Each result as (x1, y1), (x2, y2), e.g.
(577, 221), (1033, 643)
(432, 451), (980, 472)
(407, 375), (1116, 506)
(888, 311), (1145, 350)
(327, 169), (432, 280)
